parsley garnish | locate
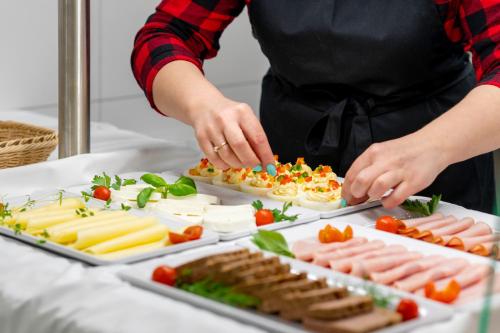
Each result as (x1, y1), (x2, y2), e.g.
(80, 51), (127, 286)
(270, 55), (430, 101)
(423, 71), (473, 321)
(251, 200), (298, 222)
(401, 194), (442, 217)
(81, 191), (92, 202)
(120, 203), (131, 211)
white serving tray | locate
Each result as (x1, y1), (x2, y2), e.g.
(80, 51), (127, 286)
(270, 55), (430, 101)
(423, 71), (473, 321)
(246, 217), (500, 313)
(0, 191), (219, 266)
(119, 244), (453, 333)
(169, 170), (382, 219)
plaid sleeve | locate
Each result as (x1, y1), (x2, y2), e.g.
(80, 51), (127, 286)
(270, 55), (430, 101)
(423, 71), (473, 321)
(437, 0), (500, 89)
(131, 0), (247, 110)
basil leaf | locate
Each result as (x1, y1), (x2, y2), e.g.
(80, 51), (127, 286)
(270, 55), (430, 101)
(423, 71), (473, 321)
(251, 230), (295, 258)
(169, 183), (197, 197)
(123, 178), (137, 186)
(140, 173), (167, 188)
(137, 187), (155, 208)
(175, 176), (197, 190)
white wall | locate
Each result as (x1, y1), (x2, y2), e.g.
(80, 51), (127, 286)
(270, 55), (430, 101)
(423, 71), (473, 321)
(0, 0), (268, 148)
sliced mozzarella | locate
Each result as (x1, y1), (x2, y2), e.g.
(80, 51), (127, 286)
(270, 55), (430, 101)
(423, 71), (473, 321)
(166, 193), (220, 205)
(111, 185), (161, 202)
(203, 211), (256, 233)
(297, 197), (341, 211)
(204, 204), (254, 214)
(240, 183), (272, 196)
(154, 199), (207, 216)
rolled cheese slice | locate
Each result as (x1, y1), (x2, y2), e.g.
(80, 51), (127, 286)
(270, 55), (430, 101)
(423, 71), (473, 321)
(182, 170), (213, 183)
(84, 224), (169, 254)
(297, 197), (341, 211)
(239, 183), (272, 196)
(72, 217), (158, 250)
(47, 212), (133, 244)
(8, 208), (80, 227)
(95, 240), (167, 260)
(25, 210), (98, 234)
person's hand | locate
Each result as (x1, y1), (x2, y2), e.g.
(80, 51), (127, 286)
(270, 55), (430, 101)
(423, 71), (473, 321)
(190, 96), (276, 173)
(341, 133), (450, 209)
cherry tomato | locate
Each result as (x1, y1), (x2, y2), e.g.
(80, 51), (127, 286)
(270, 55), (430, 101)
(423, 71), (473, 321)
(425, 280), (461, 303)
(169, 231), (188, 244)
(318, 224), (344, 243)
(184, 225), (203, 240)
(152, 265), (177, 286)
(93, 186), (111, 201)
(343, 225), (353, 241)
(255, 209), (274, 226)
(396, 298), (419, 321)
(375, 216), (401, 233)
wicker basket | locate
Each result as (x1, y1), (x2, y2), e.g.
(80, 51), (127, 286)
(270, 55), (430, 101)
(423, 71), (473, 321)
(0, 121), (58, 169)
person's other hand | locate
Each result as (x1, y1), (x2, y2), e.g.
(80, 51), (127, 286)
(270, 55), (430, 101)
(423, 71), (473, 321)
(191, 97), (276, 174)
(341, 134), (449, 208)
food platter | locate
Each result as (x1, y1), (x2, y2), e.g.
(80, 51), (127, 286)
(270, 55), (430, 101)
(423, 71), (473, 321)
(119, 244), (453, 333)
(0, 191), (219, 265)
(239, 214), (500, 313)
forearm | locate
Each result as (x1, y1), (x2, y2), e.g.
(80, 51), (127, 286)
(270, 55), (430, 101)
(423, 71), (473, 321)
(416, 85), (500, 166)
(152, 60), (226, 125)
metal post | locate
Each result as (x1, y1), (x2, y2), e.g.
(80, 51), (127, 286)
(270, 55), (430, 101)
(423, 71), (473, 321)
(58, 0), (90, 158)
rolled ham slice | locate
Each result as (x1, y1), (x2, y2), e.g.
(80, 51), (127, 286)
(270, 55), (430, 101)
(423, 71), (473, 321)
(292, 237), (367, 261)
(370, 255), (445, 285)
(447, 234), (500, 252)
(400, 213), (445, 230)
(411, 216), (457, 239)
(350, 252), (423, 278)
(393, 258), (468, 292)
(440, 222), (493, 245)
(312, 240), (386, 267)
(454, 272), (500, 305)
(420, 217), (474, 243)
(469, 242), (500, 258)
(330, 245), (407, 273)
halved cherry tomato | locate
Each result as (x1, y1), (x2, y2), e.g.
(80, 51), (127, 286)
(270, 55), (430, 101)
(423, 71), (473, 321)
(184, 225), (203, 240)
(425, 279), (461, 303)
(255, 209), (274, 226)
(169, 231), (188, 244)
(318, 224), (344, 243)
(343, 225), (353, 241)
(93, 186), (111, 201)
(375, 216), (401, 234)
(396, 298), (419, 321)
(152, 265), (177, 286)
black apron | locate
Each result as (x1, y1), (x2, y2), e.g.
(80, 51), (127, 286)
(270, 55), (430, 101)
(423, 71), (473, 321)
(248, 0), (495, 212)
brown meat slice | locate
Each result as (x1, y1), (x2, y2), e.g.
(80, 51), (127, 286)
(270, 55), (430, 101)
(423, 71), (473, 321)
(235, 272), (308, 296)
(258, 278), (328, 313)
(222, 263), (291, 285)
(280, 287), (348, 321)
(216, 256), (281, 282)
(303, 307), (402, 333)
(306, 295), (373, 320)
(176, 249), (250, 272)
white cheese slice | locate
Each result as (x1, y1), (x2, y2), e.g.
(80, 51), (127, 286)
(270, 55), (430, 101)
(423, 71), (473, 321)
(203, 211), (256, 233)
(165, 193), (220, 205)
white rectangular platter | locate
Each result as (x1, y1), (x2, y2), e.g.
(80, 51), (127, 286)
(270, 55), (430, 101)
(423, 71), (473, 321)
(0, 191), (219, 266)
(119, 244), (453, 333)
(243, 216), (500, 313)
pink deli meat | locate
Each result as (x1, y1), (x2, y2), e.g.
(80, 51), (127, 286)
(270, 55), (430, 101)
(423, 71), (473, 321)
(312, 240), (386, 267)
(350, 252), (423, 278)
(400, 213), (445, 229)
(292, 237), (367, 261)
(447, 234), (500, 252)
(440, 222), (493, 245)
(330, 245), (407, 273)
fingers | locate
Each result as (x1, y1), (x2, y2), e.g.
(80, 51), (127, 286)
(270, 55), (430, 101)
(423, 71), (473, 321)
(349, 164), (390, 199)
(196, 134), (229, 170)
(223, 122), (260, 167)
(209, 128), (242, 168)
(382, 181), (414, 209)
(367, 170), (403, 199)
(239, 110), (275, 169)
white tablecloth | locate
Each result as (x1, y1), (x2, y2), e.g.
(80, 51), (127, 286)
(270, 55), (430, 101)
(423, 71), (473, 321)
(0, 111), (497, 333)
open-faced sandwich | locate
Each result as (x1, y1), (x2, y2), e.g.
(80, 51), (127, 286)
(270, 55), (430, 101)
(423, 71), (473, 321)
(240, 171), (275, 196)
(212, 167), (250, 191)
(298, 179), (342, 211)
(184, 158), (221, 183)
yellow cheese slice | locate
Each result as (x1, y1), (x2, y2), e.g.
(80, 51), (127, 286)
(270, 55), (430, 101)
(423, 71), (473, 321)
(25, 209), (100, 234)
(94, 240), (167, 261)
(5, 208), (78, 227)
(14, 198), (84, 214)
(48, 213), (135, 244)
(72, 217), (158, 250)
(85, 224), (169, 255)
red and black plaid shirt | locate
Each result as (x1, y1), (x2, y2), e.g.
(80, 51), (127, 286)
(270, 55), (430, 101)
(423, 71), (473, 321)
(132, 0), (500, 110)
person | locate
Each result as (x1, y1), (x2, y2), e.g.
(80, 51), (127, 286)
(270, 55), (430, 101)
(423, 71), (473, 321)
(131, 0), (500, 213)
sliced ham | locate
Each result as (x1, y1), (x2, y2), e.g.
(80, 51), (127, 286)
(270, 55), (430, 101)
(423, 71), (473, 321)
(312, 240), (386, 267)
(441, 222), (493, 245)
(423, 217), (475, 243)
(469, 242), (500, 258)
(369, 255), (446, 285)
(447, 234), (500, 252)
(330, 245), (407, 273)
(400, 213), (445, 229)
(393, 258), (468, 292)
(350, 252), (423, 278)
(411, 216), (457, 239)
(454, 272), (500, 305)
(292, 237), (367, 261)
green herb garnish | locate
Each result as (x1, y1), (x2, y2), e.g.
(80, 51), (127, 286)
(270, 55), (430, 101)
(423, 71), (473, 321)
(401, 194), (441, 217)
(0, 202), (12, 222)
(251, 230), (295, 258)
(36, 239), (47, 245)
(120, 203), (131, 211)
(178, 278), (260, 308)
(81, 191), (92, 202)
(110, 175), (137, 190)
(19, 197), (35, 212)
(13, 223), (22, 235)
(272, 201), (298, 222)
(58, 190), (65, 206)
(75, 207), (94, 218)
(137, 174), (197, 208)
(363, 284), (398, 308)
